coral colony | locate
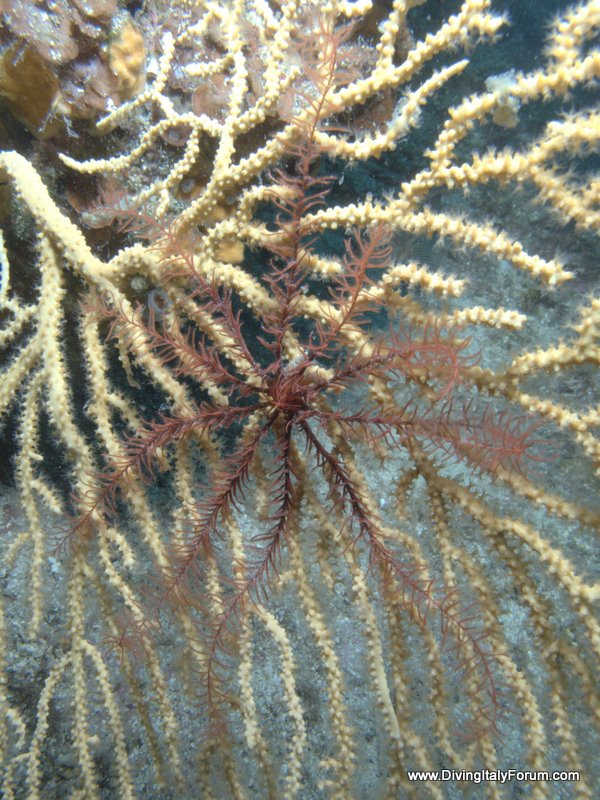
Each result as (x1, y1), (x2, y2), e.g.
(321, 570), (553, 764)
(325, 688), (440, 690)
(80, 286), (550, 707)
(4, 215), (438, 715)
(0, 1), (599, 798)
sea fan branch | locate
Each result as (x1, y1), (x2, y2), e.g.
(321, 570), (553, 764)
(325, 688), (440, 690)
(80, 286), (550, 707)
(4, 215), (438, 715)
(201, 417), (297, 713)
(163, 415), (276, 607)
(299, 418), (501, 740)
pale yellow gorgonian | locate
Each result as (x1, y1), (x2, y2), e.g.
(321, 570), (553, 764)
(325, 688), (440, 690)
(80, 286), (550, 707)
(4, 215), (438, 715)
(0, 1), (598, 798)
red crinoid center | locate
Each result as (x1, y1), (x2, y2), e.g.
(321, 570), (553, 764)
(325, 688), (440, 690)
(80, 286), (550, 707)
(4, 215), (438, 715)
(265, 364), (313, 415)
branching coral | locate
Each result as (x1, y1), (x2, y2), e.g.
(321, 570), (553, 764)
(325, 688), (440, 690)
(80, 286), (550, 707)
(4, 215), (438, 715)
(0, 1), (599, 798)
(75, 31), (548, 743)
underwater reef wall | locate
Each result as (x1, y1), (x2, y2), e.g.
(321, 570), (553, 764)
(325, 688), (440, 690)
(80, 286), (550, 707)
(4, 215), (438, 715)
(0, 1), (599, 798)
